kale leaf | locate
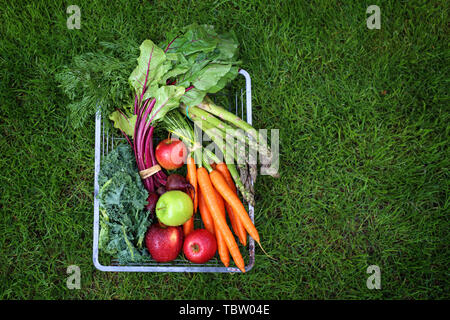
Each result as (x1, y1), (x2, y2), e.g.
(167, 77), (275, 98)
(98, 143), (151, 264)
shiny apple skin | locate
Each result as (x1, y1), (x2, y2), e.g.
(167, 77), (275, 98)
(155, 138), (187, 170)
(183, 229), (217, 263)
(155, 190), (194, 226)
(145, 223), (183, 262)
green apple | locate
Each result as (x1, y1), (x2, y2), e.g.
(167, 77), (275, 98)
(155, 190), (194, 226)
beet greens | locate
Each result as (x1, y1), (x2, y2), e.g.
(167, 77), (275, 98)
(117, 40), (185, 193)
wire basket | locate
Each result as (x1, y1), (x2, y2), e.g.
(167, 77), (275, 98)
(92, 70), (254, 272)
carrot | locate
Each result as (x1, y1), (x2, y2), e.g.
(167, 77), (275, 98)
(183, 216), (194, 236)
(183, 167), (195, 236)
(212, 187), (230, 267)
(216, 163), (237, 192)
(187, 156), (198, 213)
(209, 169), (260, 244)
(198, 187), (228, 266)
(197, 167), (246, 272)
(198, 188), (215, 236)
(225, 200), (238, 239)
(215, 163), (247, 246)
(214, 187), (226, 217)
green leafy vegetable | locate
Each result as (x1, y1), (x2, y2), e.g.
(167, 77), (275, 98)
(107, 24), (240, 136)
(110, 39), (187, 137)
(142, 85), (186, 123)
(109, 111), (137, 136)
(56, 40), (139, 128)
(159, 23), (240, 106)
(98, 143), (151, 264)
(128, 39), (171, 95)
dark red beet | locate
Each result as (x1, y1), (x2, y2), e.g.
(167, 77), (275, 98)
(146, 192), (159, 215)
(165, 173), (194, 193)
(156, 185), (167, 196)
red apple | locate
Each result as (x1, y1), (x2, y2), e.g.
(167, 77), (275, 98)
(183, 229), (217, 264)
(145, 223), (183, 262)
(155, 138), (187, 170)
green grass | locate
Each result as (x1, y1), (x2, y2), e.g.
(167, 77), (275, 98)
(0, 0), (448, 299)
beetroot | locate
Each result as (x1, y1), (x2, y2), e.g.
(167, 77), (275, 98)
(146, 192), (159, 215)
(156, 185), (167, 196)
(165, 173), (194, 194)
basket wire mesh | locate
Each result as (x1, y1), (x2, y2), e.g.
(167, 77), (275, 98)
(93, 70), (254, 272)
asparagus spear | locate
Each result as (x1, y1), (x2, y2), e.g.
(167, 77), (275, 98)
(204, 148), (255, 207)
(185, 104), (262, 186)
(164, 110), (255, 205)
(181, 104), (265, 160)
(197, 96), (256, 136)
(197, 96), (273, 164)
(191, 118), (255, 205)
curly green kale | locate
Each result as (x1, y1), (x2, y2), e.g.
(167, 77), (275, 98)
(98, 143), (151, 264)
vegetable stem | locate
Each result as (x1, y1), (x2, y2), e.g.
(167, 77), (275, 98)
(197, 96), (273, 165)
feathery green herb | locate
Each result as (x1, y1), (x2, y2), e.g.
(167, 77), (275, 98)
(55, 40), (138, 128)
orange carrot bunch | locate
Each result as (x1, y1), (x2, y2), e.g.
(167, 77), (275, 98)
(181, 161), (261, 273)
(183, 156), (197, 237)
